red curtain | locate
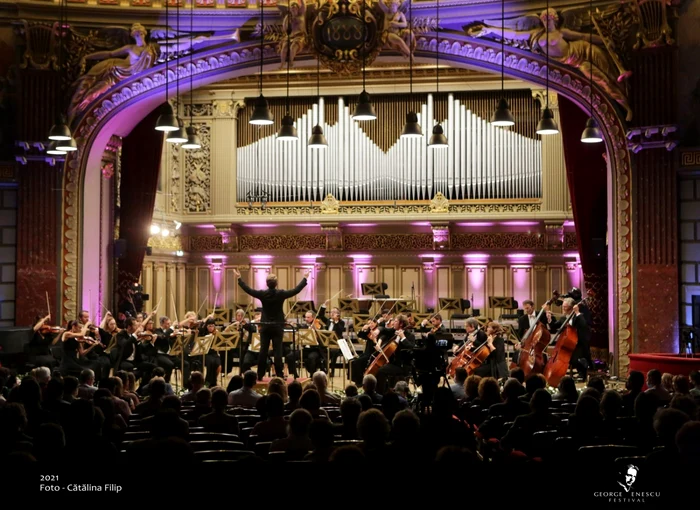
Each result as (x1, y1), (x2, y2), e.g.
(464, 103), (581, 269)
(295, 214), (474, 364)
(558, 96), (609, 356)
(116, 107), (164, 312)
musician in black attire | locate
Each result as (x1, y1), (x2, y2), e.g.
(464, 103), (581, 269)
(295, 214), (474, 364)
(375, 314), (415, 393)
(513, 300), (548, 365)
(317, 303), (344, 376)
(471, 321), (508, 379)
(195, 319), (223, 387)
(234, 268), (309, 380)
(546, 297), (591, 380)
(351, 318), (380, 385)
(154, 316), (190, 383)
(114, 317), (156, 385)
(29, 314), (59, 369)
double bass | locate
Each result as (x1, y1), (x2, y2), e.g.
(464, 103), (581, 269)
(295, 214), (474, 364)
(543, 295), (591, 387)
(516, 291), (560, 376)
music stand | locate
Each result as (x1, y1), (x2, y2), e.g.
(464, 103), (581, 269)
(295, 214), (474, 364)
(168, 333), (190, 392)
(339, 298), (359, 315)
(189, 333), (215, 382)
(208, 307), (231, 326)
(439, 298), (462, 331)
(297, 328), (318, 377)
(289, 300), (315, 326)
(395, 300), (416, 314)
(337, 337), (358, 384)
(488, 296), (517, 320)
(361, 283), (386, 296)
(212, 331), (239, 385)
(315, 329), (341, 384)
(283, 327), (299, 379)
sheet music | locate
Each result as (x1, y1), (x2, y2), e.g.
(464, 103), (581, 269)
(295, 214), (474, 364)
(337, 338), (357, 360)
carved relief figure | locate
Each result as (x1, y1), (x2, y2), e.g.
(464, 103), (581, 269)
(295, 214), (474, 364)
(469, 8), (632, 121)
(278, 0), (308, 69)
(378, 0), (414, 58)
(69, 23), (158, 118)
(69, 23), (238, 119)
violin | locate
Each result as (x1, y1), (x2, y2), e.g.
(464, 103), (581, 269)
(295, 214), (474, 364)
(137, 332), (155, 342)
(313, 318), (324, 330)
(517, 291), (560, 376)
(542, 295), (592, 387)
(39, 325), (65, 335)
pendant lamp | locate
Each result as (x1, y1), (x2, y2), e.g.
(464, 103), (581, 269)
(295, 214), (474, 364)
(536, 0), (559, 135)
(156, 0), (179, 132)
(352, 0), (376, 121)
(428, 0), (447, 148)
(48, 0), (77, 150)
(182, 1), (201, 149)
(401, 0), (421, 139)
(308, 58), (327, 148)
(580, 0), (602, 143)
(277, 25), (297, 141)
(250, 0), (273, 125)
(490, 0), (515, 127)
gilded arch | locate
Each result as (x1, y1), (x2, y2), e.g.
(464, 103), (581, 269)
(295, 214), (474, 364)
(60, 33), (634, 375)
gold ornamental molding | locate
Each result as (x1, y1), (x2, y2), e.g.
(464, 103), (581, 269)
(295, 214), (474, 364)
(59, 18), (634, 376)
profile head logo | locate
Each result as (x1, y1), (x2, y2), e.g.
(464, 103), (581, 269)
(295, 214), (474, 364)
(618, 464), (639, 493)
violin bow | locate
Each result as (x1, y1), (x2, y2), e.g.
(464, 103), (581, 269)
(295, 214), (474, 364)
(196, 296), (208, 319)
(46, 291), (50, 318)
(170, 291), (179, 326)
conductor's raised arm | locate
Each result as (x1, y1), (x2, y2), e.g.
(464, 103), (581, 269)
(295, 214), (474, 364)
(233, 268), (265, 299)
(279, 270), (310, 299)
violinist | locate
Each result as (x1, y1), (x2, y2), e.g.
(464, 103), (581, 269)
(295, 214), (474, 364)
(194, 318), (223, 387)
(456, 318), (487, 355)
(546, 297), (591, 380)
(375, 314), (415, 393)
(114, 316), (157, 385)
(78, 309), (111, 375)
(241, 311), (267, 374)
(350, 318), (380, 385)
(29, 314), (60, 369)
(59, 320), (104, 378)
(317, 302), (344, 376)
(301, 310), (325, 374)
(419, 314), (445, 335)
(154, 316), (190, 383)
(97, 312), (120, 367)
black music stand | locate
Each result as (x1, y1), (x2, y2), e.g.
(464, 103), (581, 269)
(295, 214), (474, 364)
(289, 300), (314, 326)
(488, 297), (519, 320)
(439, 297), (462, 332)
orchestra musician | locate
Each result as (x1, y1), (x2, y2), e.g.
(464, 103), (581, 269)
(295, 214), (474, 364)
(375, 314), (415, 393)
(234, 268), (309, 381)
(194, 318), (223, 387)
(350, 317), (380, 386)
(114, 316), (157, 385)
(301, 310), (325, 374)
(419, 313), (445, 335)
(29, 314), (61, 370)
(317, 302), (344, 377)
(546, 297), (591, 380)
(153, 316), (190, 383)
(59, 320), (103, 378)
(512, 299), (548, 365)
(470, 321), (509, 379)
(79, 309), (111, 379)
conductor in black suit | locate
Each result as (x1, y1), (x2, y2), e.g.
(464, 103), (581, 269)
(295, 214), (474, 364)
(233, 268), (309, 380)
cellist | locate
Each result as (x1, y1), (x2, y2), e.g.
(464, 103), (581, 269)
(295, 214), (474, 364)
(546, 297), (591, 380)
(374, 314), (415, 393)
(468, 322), (508, 379)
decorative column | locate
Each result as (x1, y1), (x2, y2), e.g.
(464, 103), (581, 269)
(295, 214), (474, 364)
(142, 261), (154, 314)
(533, 90), (570, 214)
(176, 262), (187, 320)
(154, 262), (167, 316)
(166, 262), (177, 320)
(212, 99), (244, 216)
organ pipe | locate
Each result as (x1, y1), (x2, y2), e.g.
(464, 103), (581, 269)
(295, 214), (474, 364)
(237, 92), (542, 202)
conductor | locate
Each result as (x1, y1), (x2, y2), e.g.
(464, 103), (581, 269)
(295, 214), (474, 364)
(233, 268), (309, 380)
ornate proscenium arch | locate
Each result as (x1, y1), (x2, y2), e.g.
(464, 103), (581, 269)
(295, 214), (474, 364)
(60, 32), (634, 375)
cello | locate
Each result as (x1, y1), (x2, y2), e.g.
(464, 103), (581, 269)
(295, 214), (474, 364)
(542, 295), (591, 387)
(517, 291), (560, 376)
(448, 325), (493, 378)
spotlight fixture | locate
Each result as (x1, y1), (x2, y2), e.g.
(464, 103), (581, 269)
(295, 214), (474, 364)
(428, 124), (448, 149)
(308, 57), (327, 149)
(352, 0), (376, 121)
(150, 224), (161, 235)
(428, 0), (447, 148)
(536, 0), (559, 136)
(581, 117), (603, 144)
(401, 1), (421, 139)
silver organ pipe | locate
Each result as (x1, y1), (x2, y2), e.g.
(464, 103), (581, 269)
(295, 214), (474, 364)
(237, 94), (542, 202)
